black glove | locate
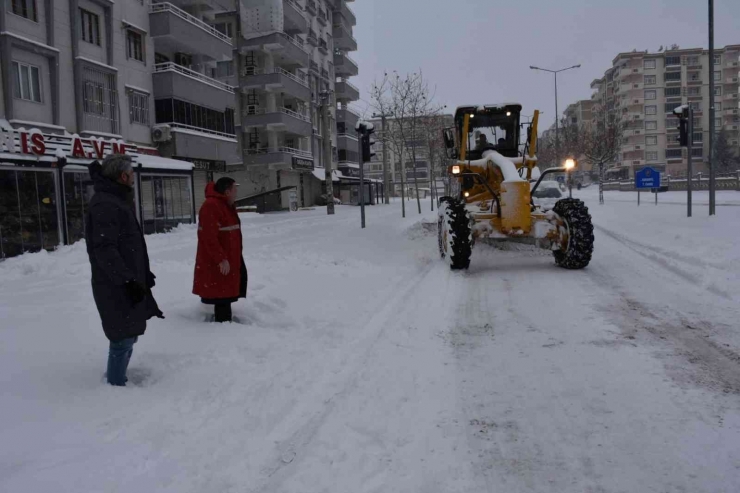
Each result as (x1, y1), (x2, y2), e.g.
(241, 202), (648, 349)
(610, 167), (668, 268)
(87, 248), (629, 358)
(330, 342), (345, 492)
(146, 272), (157, 289)
(155, 310), (165, 320)
(124, 280), (147, 306)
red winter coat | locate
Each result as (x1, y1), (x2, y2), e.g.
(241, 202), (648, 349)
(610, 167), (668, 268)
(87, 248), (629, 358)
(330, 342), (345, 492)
(193, 183), (246, 301)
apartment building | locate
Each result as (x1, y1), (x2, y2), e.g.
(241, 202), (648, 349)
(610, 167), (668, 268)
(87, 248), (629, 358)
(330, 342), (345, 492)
(0, 0), (195, 260)
(235, 0), (360, 209)
(148, 0), (241, 205)
(367, 114), (454, 197)
(589, 45), (740, 179)
(564, 100), (594, 127)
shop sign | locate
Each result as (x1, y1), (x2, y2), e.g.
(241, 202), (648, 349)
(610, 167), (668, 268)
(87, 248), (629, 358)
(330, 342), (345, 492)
(154, 177), (165, 218)
(175, 157), (227, 172)
(340, 165), (360, 178)
(0, 127), (136, 160)
(292, 156), (314, 172)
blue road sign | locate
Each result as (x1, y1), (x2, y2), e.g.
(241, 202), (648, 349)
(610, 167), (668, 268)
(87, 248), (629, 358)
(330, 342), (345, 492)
(635, 167), (661, 189)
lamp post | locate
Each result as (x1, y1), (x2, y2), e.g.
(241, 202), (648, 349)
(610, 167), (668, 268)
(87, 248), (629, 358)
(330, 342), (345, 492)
(530, 64), (581, 168)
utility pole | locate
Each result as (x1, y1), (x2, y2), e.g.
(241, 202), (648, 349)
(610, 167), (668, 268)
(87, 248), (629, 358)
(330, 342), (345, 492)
(320, 91), (334, 215)
(372, 112), (391, 204)
(688, 107), (694, 218)
(708, 0), (716, 216)
(357, 129), (366, 228)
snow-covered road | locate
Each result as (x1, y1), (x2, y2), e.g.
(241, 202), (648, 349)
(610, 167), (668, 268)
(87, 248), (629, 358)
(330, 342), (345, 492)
(1, 190), (739, 492)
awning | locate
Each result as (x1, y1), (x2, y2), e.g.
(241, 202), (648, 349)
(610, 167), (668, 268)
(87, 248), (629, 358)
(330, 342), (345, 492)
(311, 169), (340, 182)
(137, 154), (193, 171)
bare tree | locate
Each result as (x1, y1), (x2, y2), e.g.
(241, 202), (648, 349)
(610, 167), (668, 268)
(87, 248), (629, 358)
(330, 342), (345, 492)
(371, 74), (408, 217)
(715, 128), (740, 173)
(419, 112), (450, 211)
(581, 108), (625, 204)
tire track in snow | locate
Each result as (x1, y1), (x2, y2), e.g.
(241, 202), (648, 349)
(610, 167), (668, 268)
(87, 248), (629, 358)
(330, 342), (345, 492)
(247, 259), (438, 492)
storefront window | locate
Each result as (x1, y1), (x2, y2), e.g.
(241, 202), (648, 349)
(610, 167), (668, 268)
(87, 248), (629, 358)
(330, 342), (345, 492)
(139, 175), (193, 234)
(63, 171), (96, 245)
(0, 168), (60, 259)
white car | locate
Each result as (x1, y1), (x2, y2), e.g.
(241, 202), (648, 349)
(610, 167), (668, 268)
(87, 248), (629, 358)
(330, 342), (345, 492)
(531, 181), (563, 210)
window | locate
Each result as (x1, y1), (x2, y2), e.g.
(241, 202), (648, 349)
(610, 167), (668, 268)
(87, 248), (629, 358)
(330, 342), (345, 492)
(665, 87), (681, 97)
(644, 90), (657, 100)
(80, 9), (101, 46)
(216, 61), (234, 78)
(665, 56), (681, 66)
(644, 59), (656, 69)
(646, 151), (658, 161)
(82, 66), (118, 134)
(644, 75), (656, 85)
(689, 72), (701, 82)
(687, 87), (701, 96)
(714, 54), (722, 65)
(715, 86), (722, 96)
(174, 53), (193, 68)
(693, 132), (703, 143)
(214, 22), (233, 38)
(687, 56), (700, 66)
(128, 90), (149, 125)
(646, 121), (658, 130)
(666, 149), (683, 159)
(715, 117), (722, 128)
(689, 101), (701, 111)
(646, 136), (658, 146)
(154, 98), (235, 136)
(665, 102), (682, 114)
(714, 71), (721, 82)
(645, 105), (657, 115)
(665, 71), (681, 82)
(10, 0), (37, 21)
(715, 102), (722, 111)
(126, 30), (144, 62)
(691, 147), (703, 157)
(11, 61), (42, 103)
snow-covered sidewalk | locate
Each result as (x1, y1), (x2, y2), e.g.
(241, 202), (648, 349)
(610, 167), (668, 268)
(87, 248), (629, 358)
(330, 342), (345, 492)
(1, 195), (739, 492)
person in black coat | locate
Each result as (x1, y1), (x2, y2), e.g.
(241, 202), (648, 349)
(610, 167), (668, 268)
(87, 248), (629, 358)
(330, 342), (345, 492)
(85, 155), (164, 386)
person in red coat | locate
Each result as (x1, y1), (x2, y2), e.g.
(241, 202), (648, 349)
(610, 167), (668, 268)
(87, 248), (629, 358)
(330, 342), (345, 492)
(193, 178), (247, 323)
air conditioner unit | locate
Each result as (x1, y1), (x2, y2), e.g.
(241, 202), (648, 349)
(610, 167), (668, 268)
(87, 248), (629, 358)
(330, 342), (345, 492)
(246, 105), (259, 115)
(151, 124), (171, 143)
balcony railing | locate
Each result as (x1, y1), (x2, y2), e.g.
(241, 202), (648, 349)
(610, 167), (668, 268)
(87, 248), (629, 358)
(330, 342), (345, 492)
(277, 32), (308, 53)
(245, 147), (313, 159)
(281, 107), (311, 123)
(150, 2), (232, 45)
(305, 0), (317, 14)
(727, 77), (739, 84)
(154, 62), (235, 93)
(310, 61), (319, 73)
(317, 8), (328, 24)
(241, 66), (309, 88)
(165, 122), (236, 139)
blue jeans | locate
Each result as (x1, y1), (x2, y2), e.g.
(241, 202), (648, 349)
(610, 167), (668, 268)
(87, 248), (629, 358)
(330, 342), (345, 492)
(107, 336), (137, 386)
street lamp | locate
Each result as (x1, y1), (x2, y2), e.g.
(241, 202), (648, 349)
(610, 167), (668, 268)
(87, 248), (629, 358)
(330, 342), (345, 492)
(530, 64), (581, 168)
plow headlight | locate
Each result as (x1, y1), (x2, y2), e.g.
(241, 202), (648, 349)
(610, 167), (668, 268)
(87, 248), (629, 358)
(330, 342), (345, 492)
(464, 191), (470, 198)
(452, 165), (461, 175)
(564, 158), (576, 170)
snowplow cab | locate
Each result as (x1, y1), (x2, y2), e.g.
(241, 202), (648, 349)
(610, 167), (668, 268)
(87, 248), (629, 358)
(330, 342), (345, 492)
(452, 104), (522, 161)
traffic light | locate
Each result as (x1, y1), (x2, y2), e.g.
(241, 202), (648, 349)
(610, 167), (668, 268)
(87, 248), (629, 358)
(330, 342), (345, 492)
(677, 118), (688, 147)
(359, 123), (376, 163)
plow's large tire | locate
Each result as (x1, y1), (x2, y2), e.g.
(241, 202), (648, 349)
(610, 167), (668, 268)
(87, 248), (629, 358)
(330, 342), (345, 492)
(438, 197), (472, 270)
(552, 198), (594, 270)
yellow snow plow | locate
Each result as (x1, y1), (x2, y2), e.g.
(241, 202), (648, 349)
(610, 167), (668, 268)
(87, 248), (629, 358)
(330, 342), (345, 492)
(438, 103), (594, 270)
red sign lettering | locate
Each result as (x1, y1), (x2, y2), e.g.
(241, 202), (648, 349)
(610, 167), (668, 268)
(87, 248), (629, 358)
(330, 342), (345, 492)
(72, 137), (86, 158)
(92, 139), (106, 159)
(111, 142), (127, 155)
(30, 133), (46, 155)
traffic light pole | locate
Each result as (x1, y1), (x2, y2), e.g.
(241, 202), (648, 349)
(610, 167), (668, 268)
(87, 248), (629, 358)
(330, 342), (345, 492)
(372, 112), (391, 205)
(357, 130), (366, 228)
(320, 92), (335, 215)
(687, 107), (693, 218)
(708, 0), (716, 216)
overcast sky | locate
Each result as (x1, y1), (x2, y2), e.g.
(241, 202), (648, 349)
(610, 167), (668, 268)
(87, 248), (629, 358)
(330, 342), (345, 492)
(348, 0), (740, 127)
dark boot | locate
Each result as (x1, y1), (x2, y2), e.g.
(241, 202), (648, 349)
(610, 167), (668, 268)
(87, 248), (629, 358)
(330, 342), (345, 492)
(214, 303), (232, 323)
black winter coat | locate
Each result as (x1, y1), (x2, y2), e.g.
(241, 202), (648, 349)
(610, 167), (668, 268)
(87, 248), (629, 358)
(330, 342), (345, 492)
(85, 162), (162, 342)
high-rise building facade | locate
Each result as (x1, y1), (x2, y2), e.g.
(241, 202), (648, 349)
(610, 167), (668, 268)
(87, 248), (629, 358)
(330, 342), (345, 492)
(589, 46), (740, 179)
(234, 0), (360, 209)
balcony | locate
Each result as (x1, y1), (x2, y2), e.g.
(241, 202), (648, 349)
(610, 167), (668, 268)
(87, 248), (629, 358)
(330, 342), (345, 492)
(307, 30), (318, 46)
(320, 67), (329, 80)
(335, 0), (357, 26)
(242, 107), (313, 136)
(333, 21), (357, 52)
(318, 38), (329, 55)
(726, 77), (739, 84)
(725, 60), (739, 68)
(309, 60), (319, 75)
(626, 82), (643, 92)
(337, 108), (359, 128)
(244, 147), (314, 169)
(240, 32), (309, 68)
(149, 2), (232, 61)
(335, 80), (360, 102)
(305, 0), (317, 16)
(317, 8), (328, 26)
(725, 123), (740, 131)
(724, 92), (739, 101)
(153, 63), (235, 109)
(240, 67), (311, 101)
(334, 51), (358, 76)
(283, 0), (309, 35)
(725, 108), (740, 116)
(627, 97), (644, 106)
(337, 132), (358, 151)
(687, 78), (703, 86)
